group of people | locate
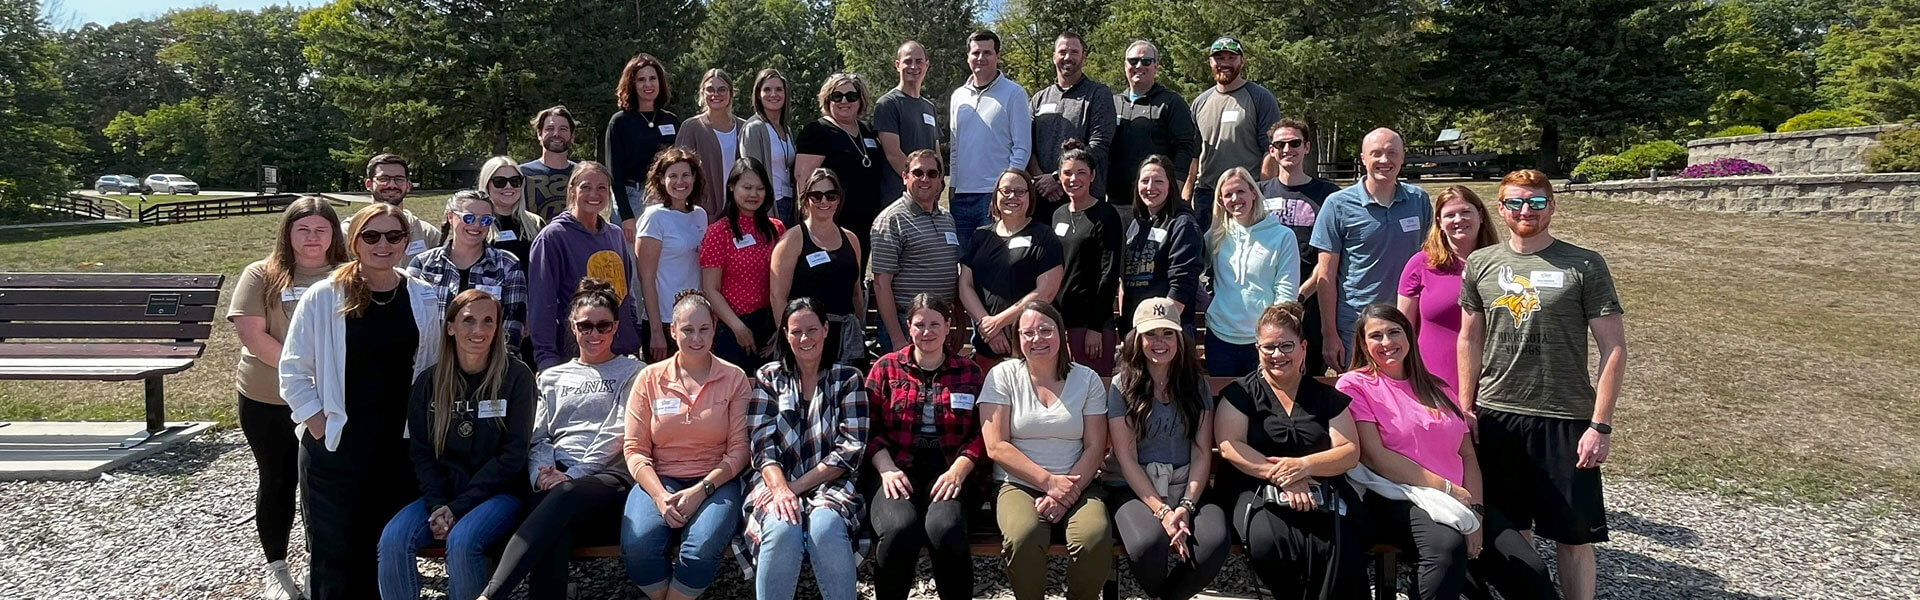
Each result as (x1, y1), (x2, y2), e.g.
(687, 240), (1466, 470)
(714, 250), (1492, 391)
(228, 28), (1628, 600)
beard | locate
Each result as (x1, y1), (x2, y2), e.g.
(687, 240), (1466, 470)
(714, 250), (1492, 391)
(1507, 218), (1546, 238)
(543, 138), (571, 154)
(1212, 65), (1239, 85)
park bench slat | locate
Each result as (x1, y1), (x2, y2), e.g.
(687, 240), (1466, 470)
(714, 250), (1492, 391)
(0, 289), (222, 306)
(0, 357), (197, 381)
(0, 305), (217, 322)
(0, 273), (224, 289)
(0, 322), (214, 340)
(0, 342), (205, 359)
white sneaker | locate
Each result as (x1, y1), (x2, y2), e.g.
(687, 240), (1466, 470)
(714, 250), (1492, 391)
(263, 560), (304, 600)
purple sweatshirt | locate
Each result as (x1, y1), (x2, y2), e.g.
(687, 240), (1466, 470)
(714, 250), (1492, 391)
(528, 211), (643, 369)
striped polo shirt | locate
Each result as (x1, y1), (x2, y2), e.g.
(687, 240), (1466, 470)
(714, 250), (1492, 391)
(868, 195), (960, 307)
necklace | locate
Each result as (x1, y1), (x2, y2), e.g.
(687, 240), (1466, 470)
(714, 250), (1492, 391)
(638, 109), (657, 129)
(837, 120), (872, 168)
(369, 287), (399, 306)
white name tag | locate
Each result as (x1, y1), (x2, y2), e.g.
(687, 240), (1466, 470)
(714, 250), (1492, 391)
(922, 113), (937, 127)
(405, 240), (427, 255)
(950, 393), (976, 410)
(1263, 197), (1285, 212)
(943, 231), (959, 246)
(281, 286), (307, 302)
(476, 284), (502, 298)
(1244, 243), (1270, 265)
(1222, 109), (1241, 123)
(1399, 216), (1421, 233)
(495, 229), (517, 242)
(1148, 227), (1168, 243)
(863, 138), (878, 149)
(1530, 270), (1566, 288)
(1007, 236), (1033, 249)
(653, 397), (682, 416)
(659, 124), (677, 135)
(805, 251), (832, 268)
(1053, 222), (1070, 237)
(477, 399), (507, 418)
(1039, 102), (1060, 115)
(734, 234), (756, 249)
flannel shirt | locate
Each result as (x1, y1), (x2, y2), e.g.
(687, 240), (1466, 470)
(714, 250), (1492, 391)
(862, 346), (986, 470)
(734, 362), (870, 572)
(407, 245), (529, 350)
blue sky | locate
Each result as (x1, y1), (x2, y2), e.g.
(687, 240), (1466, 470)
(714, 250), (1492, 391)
(44, 0), (325, 28)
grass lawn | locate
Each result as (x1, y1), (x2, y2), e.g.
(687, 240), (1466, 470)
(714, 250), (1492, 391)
(3, 189), (1917, 510)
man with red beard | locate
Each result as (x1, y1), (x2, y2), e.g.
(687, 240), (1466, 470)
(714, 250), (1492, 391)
(1457, 168), (1627, 600)
(1185, 36), (1280, 232)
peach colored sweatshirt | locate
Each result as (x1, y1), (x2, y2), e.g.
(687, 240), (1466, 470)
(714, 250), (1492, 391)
(623, 355), (753, 480)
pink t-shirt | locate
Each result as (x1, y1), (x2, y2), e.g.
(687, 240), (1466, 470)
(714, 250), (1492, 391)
(1398, 251), (1464, 392)
(1338, 370), (1468, 487)
(698, 216), (786, 314)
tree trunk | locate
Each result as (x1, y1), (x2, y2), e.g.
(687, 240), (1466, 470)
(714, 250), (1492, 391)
(492, 104), (510, 157)
(1536, 121), (1561, 175)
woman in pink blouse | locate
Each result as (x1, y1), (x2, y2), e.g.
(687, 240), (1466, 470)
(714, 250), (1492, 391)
(1396, 186), (1498, 392)
(1339, 304), (1552, 600)
(700, 157), (786, 370)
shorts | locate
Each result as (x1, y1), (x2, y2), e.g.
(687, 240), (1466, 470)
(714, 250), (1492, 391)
(1475, 407), (1609, 545)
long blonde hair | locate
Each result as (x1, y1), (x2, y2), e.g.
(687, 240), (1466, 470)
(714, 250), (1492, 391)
(430, 289), (510, 457)
(262, 196), (348, 310)
(332, 203), (409, 318)
(479, 156), (543, 233)
(1206, 167), (1262, 256)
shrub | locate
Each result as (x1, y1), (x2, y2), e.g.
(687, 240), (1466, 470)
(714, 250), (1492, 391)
(1865, 127), (1920, 173)
(1618, 141), (1689, 173)
(1571, 154), (1639, 182)
(1709, 125), (1766, 138)
(1679, 157), (1774, 178)
(1776, 109), (1869, 133)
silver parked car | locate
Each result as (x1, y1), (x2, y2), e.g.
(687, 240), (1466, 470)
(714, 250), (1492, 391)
(93, 174), (140, 194)
(142, 174), (200, 194)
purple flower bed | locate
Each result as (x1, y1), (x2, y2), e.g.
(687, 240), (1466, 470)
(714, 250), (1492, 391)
(1680, 157), (1774, 178)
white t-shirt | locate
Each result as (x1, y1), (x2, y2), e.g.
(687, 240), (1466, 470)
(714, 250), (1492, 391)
(979, 359), (1108, 483)
(769, 132), (795, 200)
(636, 205), (709, 323)
(715, 127), (740, 184)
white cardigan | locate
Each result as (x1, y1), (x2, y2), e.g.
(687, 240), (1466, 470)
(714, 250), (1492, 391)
(278, 269), (443, 451)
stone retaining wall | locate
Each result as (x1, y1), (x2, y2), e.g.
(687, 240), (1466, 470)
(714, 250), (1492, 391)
(1687, 125), (1901, 175)
(1559, 173), (1920, 224)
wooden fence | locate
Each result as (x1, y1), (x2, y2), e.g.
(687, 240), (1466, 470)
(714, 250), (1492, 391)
(44, 193), (135, 220)
(137, 194), (344, 225)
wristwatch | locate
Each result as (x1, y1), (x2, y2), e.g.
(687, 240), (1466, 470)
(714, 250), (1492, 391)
(699, 479), (716, 495)
(1589, 422), (1613, 435)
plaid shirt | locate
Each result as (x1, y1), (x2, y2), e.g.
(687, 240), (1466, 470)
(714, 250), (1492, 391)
(735, 362), (870, 571)
(863, 346), (986, 470)
(406, 245), (529, 350)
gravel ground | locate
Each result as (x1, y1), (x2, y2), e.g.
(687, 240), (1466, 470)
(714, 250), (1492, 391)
(1, 431), (1913, 600)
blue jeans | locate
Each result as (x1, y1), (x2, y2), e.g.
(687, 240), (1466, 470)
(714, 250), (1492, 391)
(621, 476), (745, 598)
(376, 495), (521, 600)
(949, 192), (992, 257)
(1204, 329), (1260, 377)
(775, 196), (798, 227)
(754, 507), (858, 600)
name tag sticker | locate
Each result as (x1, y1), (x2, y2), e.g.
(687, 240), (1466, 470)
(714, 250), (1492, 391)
(943, 231), (959, 246)
(1399, 216), (1421, 233)
(659, 124), (676, 135)
(1053, 222), (1070, 237)
(863, 138), (878, 149)
(476, 284), (503, 298)
(478, 399), (507, 418)
(1149, 227), (1168, 243)
(495, 229), (517, 241)
(1263, 197), (1285, 212)
(922, 113), (937, 127)
(1039, 102), (1060, 115)
(1244, 244), (1271, 265)
(805, 251), (832, 268)
(1222, 109), (1241, 123)
(1530, 270), (1566, 288)
(653, 397), (682, 416)
(281, 286), (307, 302)
(405, 240), (427, 255)
(950, 393), (976, 410)
(734, 234), (756, 249)
(1007, 236), (1033, 250)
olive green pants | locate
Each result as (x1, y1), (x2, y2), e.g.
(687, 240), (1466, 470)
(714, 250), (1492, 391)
(995, 482), (1113, 600)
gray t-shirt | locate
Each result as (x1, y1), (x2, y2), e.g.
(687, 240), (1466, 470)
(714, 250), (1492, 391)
(1030, 76), (1116, 199)
(1191, 81), (1280, 193)
(980, 359), (1108, 482)
(1308, 181), (1432, 336)
(873, 88), (942, 202)
(529, 356), (645, 482)
(1459, 240), (1623, 420)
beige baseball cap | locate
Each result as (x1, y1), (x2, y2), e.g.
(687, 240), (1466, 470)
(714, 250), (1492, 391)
(1131, 297), (1181, 334)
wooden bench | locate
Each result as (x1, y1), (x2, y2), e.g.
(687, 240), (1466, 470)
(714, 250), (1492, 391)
(1402, 152), (1503, 180)
(0, 272), (224, 447)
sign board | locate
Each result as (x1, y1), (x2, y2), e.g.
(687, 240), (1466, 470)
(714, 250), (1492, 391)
(144, 293), (181, 317)
(260, 165), (280, 194)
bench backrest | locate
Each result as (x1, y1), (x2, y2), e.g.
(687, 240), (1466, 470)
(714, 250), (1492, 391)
(0, 273), (225, 349)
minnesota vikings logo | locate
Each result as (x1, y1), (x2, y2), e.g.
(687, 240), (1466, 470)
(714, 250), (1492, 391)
(1489, 266), (1541, 328)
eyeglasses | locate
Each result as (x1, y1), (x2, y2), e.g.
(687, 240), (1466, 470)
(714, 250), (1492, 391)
(357, 229), (409, 245)
(1270, 139), (1305, 151)
(572, 320), (616, 334)
(909, 168), (941, 179)
(489, 175), (524, 188)
(1125, 56), (1158, 67)
(1256, 340), (1299, 355)
(1500, 196), (1551, 211)
(372, 176), (409, 185)
(828, 91), (861, 104)
(1019, 326), (1058, 341)
(996, 186), (1029, 197)
(454, 212), (496, 227)
(804, 190), (842, 203)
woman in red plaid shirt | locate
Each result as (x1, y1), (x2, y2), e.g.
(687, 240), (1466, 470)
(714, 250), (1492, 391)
(861, 294), (985, 600)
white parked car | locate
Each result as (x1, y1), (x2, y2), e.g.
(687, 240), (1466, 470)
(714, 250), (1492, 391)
(143, 174), (200, 194)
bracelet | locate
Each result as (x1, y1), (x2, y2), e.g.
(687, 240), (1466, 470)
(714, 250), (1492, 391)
(1444, 480), (1454, 495)
(1154, 504), (1173, 519)
(1178, 498), (1197, 512)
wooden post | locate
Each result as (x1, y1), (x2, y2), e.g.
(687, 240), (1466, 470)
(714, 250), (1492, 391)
(143, 376), (165, 433)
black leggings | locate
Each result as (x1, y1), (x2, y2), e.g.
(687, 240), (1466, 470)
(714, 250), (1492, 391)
(1365, 496), (1556, 600)
(482, 473), (630, 600)
(1112, 494), (1230, 600)
(864, 460), (973, 600)
(238, 395), (298, 563)
(1233, 490), (1369, 600)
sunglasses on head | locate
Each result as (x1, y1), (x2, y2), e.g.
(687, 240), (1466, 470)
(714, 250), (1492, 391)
(1501, 196), (1551, 211)
(489, 175), (524, 188)
(1125, 56), (1158, 67)
(572, 319), (616, 334)
(454, 212), (495, 227)
(1270, 139), (1306, 151)
(1209, 39), (1243, 54)
(828, 91), (860, 104)
(357, 229), (409, 245)
(804, 189), (842, 203)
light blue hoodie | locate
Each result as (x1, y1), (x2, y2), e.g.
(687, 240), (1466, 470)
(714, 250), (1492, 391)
(1205, 214), (1300, 344)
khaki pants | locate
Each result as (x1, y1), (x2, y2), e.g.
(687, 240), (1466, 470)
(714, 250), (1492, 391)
(995, 482), (1113, 600)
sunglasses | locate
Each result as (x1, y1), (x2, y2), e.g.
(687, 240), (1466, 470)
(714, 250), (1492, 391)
(1501, 196), (1551, 211)
(1209, 39), (1244, 54)
(454, 212), (496, 227)
(1270, 139), (1306, 151)
(489, 175), (524, 188)
(828, 91), (861, 104)
(572, 319), (617, 334)
(1125, 56), (1158, 67)
(909, 168), (941, 179)
(357, 229), (409, 245)
(804, 189), (843, 203)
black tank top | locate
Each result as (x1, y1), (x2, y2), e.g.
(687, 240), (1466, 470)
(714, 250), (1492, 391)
(790, 221), (858, 316)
